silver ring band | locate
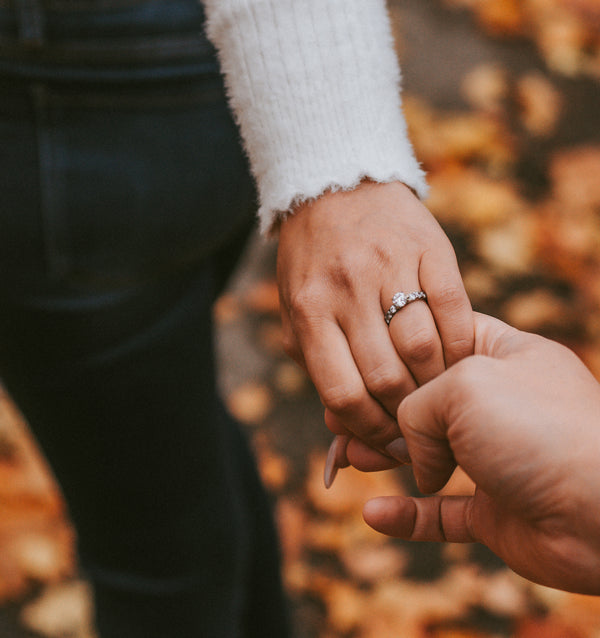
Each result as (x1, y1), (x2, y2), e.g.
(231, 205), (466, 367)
(384, 291), (427, 325)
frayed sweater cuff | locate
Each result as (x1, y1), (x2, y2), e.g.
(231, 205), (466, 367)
(204, 0), (428, 234)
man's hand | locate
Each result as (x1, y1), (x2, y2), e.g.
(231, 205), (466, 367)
(363, 313), (600, 595)
(277, 181), (473, 465)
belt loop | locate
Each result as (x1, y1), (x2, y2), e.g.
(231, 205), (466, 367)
(14, 0), (46, 46)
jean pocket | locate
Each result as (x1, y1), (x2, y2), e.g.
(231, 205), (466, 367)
(28, 78), (255, 288)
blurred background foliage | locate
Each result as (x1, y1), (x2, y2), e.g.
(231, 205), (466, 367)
(0, 1), (599, 636)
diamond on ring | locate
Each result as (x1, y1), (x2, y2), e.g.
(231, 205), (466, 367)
(384, 291), (427, 325)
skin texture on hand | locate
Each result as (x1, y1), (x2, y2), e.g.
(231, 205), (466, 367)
(276, 180), (473, 460)
(363, 313), (600, 595)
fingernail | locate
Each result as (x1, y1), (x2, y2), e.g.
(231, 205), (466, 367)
(324, 435), (347, 489)
(385, 437), (411, 464)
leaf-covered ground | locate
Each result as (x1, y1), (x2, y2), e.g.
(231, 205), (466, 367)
(1, 1), (600, 636)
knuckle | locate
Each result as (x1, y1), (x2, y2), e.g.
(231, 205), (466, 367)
(363, 364), (406, 400)
(356, 419), (398, 447)
(327, 412), (397, 449)
(402, 329), (439, 365)
(323, 408), (341, 434)
(287, 290), (314, 316)
(321, 382), (366, 415)
(432, 283), (468, 315)
(281, 332), (300, 360)
(287, 286), (324, 325)
(340, 417), (399, 449)
(446, 334), (475, 361)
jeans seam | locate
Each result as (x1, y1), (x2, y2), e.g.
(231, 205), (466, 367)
(32, 82), (70, 279)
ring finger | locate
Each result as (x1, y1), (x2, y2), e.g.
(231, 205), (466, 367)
(381, 284), (445, 386)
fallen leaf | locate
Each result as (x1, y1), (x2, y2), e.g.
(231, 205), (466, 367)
(20, 581), (96, 638)
(475, 0), (526, 35)
(321, 578), (367, 634)
(427, 629), (488, 638)
(404, 98), (514, 172)
(477, 217), (535, 275)
(213, 293), (241, 325)
(13, 526), (74, 584)
(514, 616), (585, 638)
(254, 435), (290, 491)
(516, 73), (563, 136)
(461, 63), (509, 115)
(360, 566), (481, 638)
(338, 542), (407, 584)
(428, 168), (526, 229)
(257, 320), (285, 355)
(273, 361), (307, 396)
(478, 569), (530, 617)
(438, 467), (476, 497)
(502, 289), (574, 332)
(276, 497), (307, 568)
(304, 515), (390, 563)
(243, 280), (280, 314)
(462, 267), (500, 306)
(550, 146), (600, 211)
(226, 382), (273, 425)
(442, 543), (471, 565)
(550, 591), (600, 636)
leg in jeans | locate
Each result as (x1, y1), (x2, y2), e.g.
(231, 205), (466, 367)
(0, 75), (289, 638)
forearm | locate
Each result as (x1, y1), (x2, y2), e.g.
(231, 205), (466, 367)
(202, 0), (428, 233)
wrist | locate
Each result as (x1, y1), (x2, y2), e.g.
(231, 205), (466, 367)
(282, 179), (419, 225)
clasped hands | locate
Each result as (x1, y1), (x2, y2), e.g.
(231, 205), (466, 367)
(277, 180), (474, 469)
(277, 181), (600, 595)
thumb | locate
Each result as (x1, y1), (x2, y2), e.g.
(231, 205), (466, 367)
(363, 495), (476, 543)
(473, 312), (531, 359)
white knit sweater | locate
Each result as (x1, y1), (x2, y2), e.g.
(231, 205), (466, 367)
(203, 0), (428, 234)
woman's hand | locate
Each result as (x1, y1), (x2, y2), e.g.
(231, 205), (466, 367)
(363, 313), (600, 595)
(276, 180), (473, 467)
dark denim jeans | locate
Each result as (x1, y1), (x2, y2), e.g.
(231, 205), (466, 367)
(0, 2), (289, 636)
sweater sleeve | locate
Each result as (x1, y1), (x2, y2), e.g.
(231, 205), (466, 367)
(203, 0), (428, 234)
